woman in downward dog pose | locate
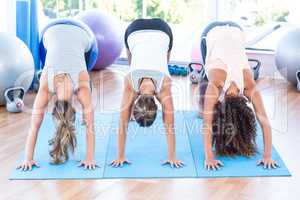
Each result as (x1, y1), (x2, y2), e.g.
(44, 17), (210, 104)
(110, 18), (184, 168)
(199, 21), (278, 170)
(17, 20), (97, 170)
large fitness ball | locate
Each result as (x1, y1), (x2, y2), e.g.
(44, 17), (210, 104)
(0, 33), (34, 105)
(77, 10), (123, 70)
(275, 28), (300, 86)
(190, 36), (203, 63)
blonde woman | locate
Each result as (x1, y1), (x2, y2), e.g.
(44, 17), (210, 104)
(17, 20), (97, 170)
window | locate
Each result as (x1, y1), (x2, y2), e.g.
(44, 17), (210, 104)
(38, 0), (297, 61)
(217, 0), (296, 50)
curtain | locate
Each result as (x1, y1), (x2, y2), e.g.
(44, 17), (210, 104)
(16, 0), (40, 71)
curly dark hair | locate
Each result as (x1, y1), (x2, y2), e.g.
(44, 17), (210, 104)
(212, 96), (257, 157)
(133, 95), (158, 127)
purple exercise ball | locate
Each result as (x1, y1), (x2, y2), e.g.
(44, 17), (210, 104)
(77, 10), (123, 70)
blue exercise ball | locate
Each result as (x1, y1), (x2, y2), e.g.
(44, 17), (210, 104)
(0, 33), (34, 105)
(275, 28), (300, 86)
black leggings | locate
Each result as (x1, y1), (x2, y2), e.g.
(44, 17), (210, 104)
(124, 18), (173, 52)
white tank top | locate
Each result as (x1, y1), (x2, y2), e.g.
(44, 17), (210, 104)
(43, 24), (92, 92)
(127, 30), (170, 93)
(205, 25), (250, 101)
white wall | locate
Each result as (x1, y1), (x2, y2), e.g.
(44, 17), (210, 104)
(0, 0), (16, 34)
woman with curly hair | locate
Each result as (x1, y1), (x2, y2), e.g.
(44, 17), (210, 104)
(199, 21), (278, 170)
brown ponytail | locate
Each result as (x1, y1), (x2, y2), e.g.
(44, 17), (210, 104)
(49, 100), (76, 164)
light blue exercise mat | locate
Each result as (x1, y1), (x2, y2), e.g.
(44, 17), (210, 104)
(10, 111), (290, 180)
(184, 111), (291, 178)
(103, 112), (197, 178)
(10, 113), (113, 180)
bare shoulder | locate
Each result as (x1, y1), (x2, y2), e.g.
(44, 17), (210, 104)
(39, 69), (49, 93)
(243, 69), (256, 90)
(160, 76), (172, 91)
(123, 74), (134, 91)
(207, 68), (227, 88)
(78, 70), (90, 90)
(79, 70), (90, 81)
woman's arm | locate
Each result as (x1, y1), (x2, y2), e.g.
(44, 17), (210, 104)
(110, 76), (137, 167)
(202, 69), (225, 170)
(17, 71), (50, 171)
(243, 69), (278, 169)
(157, 77), (184, 168)
(77, 71), (97, 170)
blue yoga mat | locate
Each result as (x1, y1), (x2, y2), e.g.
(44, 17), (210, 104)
(10, 111), (290, 180)
(103, 112), (197, 178)
(10, 113), (112, 180)
(184, 111), (291, 178)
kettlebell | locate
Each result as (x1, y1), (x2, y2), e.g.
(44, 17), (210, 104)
(248, 59), (261, 80)
(32, 70), (43, 91)
(4, 87), (25, 113)
(296, 70), (300, 92)
(188, 62), (205, 84)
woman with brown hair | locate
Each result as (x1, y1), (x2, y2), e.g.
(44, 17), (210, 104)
(17, 21), (96, 170)
(199, 21), (278, 170)
(110, 18), (184, 168)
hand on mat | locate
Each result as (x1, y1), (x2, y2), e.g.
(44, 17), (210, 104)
(257, 158), (279, 169)
(162, 159), (185, 168)
(204, 159), (223, 170)
(78, 160), (99, 170)
(17, 160), (40, 171)
(110, 158), (131, 167)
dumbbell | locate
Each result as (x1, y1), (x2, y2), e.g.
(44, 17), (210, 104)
(4, 87), (25, 113)
(168, 65), (189, 76)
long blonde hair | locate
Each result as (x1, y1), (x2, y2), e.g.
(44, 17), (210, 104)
(49, 100), (76, 164)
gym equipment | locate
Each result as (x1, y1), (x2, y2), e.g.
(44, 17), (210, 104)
(39, 18), (98, 71)
(188, 62), (205, 84)
(11, 111), (290, 180)
(32, 70), (43, 91)
(168, 65), (189, 76)
(275, 28), (300, 91)
(248, 59), (261, 80)
(297, 70), (300, 91)
(77, 10), (123, 70)
(4, 87), (25, 113)
(0, 33), (34, 106)
(246, 24), (282, 48)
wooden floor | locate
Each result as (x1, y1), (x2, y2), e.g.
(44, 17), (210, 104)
(1, 66), (300, 200)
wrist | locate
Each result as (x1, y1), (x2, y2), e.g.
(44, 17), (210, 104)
(205, 151), (214, 160)
(263, 152), (271, 159)
(118, 153), (125, 159)
(86, 153), (94, 161)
